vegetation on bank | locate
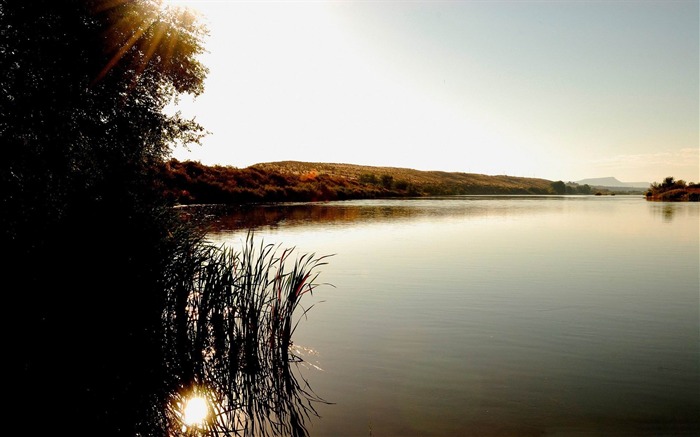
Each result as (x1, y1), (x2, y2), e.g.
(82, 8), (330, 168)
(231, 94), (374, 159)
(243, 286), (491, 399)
(161, 232), (331, 436)
(157, 159), (596, 204)
(646, 177), (700, 201)
(2, 2), (326, 436)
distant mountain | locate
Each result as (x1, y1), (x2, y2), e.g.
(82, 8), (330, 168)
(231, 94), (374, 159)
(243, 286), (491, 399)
(576, 177), (649, 189)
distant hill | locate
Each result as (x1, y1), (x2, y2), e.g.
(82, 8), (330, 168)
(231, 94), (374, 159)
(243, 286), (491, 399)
(576, 177), (649, 189)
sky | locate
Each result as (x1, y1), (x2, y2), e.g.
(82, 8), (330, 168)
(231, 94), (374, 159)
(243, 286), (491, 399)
(164, 0), (699, 184)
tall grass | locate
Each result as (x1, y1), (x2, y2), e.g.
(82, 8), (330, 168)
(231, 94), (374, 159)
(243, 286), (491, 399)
(157, 231), (332, 436)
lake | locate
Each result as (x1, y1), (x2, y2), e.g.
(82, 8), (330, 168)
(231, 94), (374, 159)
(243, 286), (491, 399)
(201, 195), (699, 437)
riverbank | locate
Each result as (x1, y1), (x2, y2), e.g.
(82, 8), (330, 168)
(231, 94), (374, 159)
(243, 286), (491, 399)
(646, 187), (700, 201)
(645, 177), (700, 201)
(156, 159), (606, 205)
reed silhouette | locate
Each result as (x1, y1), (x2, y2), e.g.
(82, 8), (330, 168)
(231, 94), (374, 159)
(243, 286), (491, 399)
(157, 232), (333, 436)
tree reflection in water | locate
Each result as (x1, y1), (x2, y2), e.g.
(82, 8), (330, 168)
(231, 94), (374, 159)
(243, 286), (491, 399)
(158, 232), (332, 436)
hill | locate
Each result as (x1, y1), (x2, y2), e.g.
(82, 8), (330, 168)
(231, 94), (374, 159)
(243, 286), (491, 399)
(156, 159), (591, 205)
(252, 161), (556, 193)
(576, 177), (649, 189)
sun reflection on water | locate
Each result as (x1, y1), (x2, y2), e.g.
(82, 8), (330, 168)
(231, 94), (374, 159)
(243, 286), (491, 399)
(182, 396), (209, 427)
(170, 388), (215, 434)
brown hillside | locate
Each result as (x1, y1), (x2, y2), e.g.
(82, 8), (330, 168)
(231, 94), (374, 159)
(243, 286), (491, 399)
(156, 159), (569, 206)
(251, 161), (554, 193)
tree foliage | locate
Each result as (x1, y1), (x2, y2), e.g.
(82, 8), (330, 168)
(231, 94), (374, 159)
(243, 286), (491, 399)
(646, 177), (700, 201)
(1, 0), (207, 241)
(1, 0), (208, 434)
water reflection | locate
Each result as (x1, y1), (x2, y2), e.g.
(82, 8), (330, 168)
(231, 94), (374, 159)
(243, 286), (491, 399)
(179, 196), (573, 233)
(649, 202), (678, 222)
(182, 395), (209, 427)
(159, 235), (331, 436)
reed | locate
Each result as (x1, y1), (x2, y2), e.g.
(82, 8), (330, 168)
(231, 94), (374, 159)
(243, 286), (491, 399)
(157, 231), (332, 436)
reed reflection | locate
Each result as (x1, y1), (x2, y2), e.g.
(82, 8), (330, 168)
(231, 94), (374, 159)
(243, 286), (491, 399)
(158, 233), (332, 436)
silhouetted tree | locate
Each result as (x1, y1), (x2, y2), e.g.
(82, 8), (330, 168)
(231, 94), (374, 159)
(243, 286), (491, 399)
(1, 0), (207, 434)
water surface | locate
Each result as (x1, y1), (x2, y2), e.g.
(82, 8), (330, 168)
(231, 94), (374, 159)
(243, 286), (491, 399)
(203, 196), (700, 436)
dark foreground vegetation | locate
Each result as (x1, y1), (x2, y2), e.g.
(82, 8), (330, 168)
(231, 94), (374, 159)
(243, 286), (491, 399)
(645, 177), (700, 201)
(157, 159), (596, 204)
(1, 1), (327, 436)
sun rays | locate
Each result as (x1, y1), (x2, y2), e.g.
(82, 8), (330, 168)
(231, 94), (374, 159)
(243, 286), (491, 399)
(91, 0), (205, 89)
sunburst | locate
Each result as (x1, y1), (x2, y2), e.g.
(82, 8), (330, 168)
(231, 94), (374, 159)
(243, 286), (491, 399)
(90, 0), (205, 88)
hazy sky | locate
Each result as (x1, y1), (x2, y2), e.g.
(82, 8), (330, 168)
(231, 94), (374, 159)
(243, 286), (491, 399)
(166, 0), (699, 183)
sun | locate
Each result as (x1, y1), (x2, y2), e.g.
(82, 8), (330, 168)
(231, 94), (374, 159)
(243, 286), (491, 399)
(157, 0), (209, 23)
(159, 0), (204, 12)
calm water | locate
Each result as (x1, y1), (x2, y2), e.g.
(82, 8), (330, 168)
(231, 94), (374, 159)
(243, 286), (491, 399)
(202, 195), (699, 437)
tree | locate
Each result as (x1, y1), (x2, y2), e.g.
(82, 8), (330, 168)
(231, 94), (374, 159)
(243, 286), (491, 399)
(646, 177), (696, 201)
(578, 183), (592, 195)
(550, 180), (566, 194)
(1, 1), (208, 434)
(380, 174), (394, 189)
